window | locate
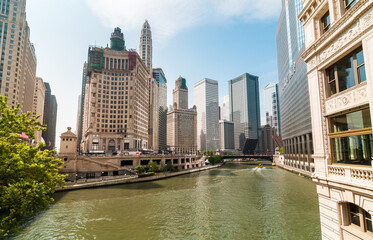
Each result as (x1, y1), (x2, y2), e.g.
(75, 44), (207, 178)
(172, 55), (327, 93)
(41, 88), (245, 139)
(326, 47), (366, 96)
(329, 108), (372, 165)
(345, 0), (356, 10)
(321, 11), (330, 33)
(343, 203), (373, 235)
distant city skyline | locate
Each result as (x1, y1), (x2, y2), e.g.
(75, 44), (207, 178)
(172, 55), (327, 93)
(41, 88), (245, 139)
(25, 1), (281, 150)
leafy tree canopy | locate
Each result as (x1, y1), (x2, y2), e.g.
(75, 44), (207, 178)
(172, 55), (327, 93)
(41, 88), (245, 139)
(0, 97), (65, 237)
(134, 165), (145, 174)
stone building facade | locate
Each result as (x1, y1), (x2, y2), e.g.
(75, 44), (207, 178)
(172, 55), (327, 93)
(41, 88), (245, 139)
(82, 28), (150, 153)
(300, 0), (373, 239)
(167, 76), (197, 153)
(0, 0), (37, 113)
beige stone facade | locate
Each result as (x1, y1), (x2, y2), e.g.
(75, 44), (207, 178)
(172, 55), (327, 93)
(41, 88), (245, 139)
(60, 127), (77, 155)
(167, 76), (197, 153)
(82, 28), (150, 153)
(32, 77), (45, 143)
(300, 0), (373, 239)
(0, 0), (37, 113)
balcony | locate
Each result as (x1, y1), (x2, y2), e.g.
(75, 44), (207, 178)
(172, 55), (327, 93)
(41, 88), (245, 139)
(328, 165), (373, 187)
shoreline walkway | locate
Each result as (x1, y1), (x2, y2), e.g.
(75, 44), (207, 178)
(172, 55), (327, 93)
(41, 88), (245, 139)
(55, 163), (224, 192)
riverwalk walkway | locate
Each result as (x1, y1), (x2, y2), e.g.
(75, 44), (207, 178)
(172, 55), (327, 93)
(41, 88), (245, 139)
(56, 163), (224, 192)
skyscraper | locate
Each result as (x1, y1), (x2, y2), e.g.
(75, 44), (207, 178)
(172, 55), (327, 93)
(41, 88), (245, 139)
(82, 28), (150, 152)
(153, 68), (167, 152)
(139, 20), (158, 151)
(263, 83), (281, 136)
(76, 62), (88, 152)
(42, 83), (58, 150)
(276, 0), (313, 171)
(194, 78), (220, 151)
(167, 76), (197, 153)
(229, 73), (260, 150)
(139, 20), (152, 74)
(220, 95), (230, 121)
(32, 77), (46, 143)
(0, 0), (37, 113)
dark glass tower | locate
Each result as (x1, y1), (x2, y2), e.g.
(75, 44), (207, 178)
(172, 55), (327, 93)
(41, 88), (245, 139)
(229, 73), (260, 150)
(42, 83), (58, 150)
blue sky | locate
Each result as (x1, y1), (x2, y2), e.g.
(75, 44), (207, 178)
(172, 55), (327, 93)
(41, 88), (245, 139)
(26, 0), (281, 149)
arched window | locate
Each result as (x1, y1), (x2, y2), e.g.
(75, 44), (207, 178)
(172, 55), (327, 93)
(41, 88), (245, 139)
(342, 203), (372, 234)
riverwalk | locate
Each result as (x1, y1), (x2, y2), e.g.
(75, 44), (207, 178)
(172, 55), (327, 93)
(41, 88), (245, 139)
(56, 163), (224, 192)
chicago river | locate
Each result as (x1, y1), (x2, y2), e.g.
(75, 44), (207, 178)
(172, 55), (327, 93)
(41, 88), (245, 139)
(11, 162), (321, 240)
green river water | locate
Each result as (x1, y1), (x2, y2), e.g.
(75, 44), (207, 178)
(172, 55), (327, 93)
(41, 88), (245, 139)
(10, 162), (321, 240)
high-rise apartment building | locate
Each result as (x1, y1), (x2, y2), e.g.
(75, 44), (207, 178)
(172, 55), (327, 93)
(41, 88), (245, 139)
(167, 76), (197, 153)
(228, 73), (260, 150)
(76, 62), (88, 152)
(300, 0), (373, 239)
(42, 82), (57, 150)
(0, 0), (37, 113)
(32, 77), (46, 143)
(153, 68), (167, 151)
(276, 0), (313, 172)
(194, 78), (220, 151)
(82, 28), (150, 153)
(263, 83), (281, 136)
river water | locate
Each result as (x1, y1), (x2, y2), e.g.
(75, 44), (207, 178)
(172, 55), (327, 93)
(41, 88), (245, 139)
(11, 162), (321, 240)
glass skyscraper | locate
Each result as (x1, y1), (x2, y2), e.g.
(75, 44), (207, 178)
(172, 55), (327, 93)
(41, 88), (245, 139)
(276, 0), (313, 171)
(194, 78), (220, 151)
(153, 68), (167, 151)
(228, 73), (260, 150)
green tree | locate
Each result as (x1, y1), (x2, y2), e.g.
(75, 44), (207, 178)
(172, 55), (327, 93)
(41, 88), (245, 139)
(0, 96), (65, 237)
(148, 161), (158, 172)
(134, 165), (145, 174)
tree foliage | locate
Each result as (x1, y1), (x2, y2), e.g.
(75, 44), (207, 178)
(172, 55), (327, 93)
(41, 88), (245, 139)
(147, 161), (159, 172)
(134, 165), (145, 174)
(0, 97), (65, 237)
(208, 156), (223, 165)
(202, 150), (216, 156)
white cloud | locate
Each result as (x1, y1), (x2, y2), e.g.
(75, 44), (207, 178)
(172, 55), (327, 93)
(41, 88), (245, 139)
(85, 0), (281, 42)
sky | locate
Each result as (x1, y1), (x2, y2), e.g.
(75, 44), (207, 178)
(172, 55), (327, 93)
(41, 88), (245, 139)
(26, 0), (281, 150)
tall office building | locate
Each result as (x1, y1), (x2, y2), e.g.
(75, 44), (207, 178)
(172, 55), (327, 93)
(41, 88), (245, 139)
(76, 62), (88, 152)
(32, 77), (46, 143)
(300, 0), (373, 238)
(82, 28), (150, 152)
(139, 20), (152, 74)
(219, 120), (234, 151)
(42, 82), (58, 150)
(0, 0), (37, 113)
(167, 76), (197, 153)
(153, 68), (167, 151)
(194, 78), (220, 151)
(220, 95), (230, 121)
(139, 20), (158, 151)
(276, 0), (313, 172)
(228, 73), (260, 150)
(263, 83), (281, 136)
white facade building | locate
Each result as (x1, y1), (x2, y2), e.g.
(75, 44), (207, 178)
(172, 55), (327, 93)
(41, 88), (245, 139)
(220, 95), (230, 121)
(263, 83), (281, 136)
(300, 0), (373, 239)
(194, 78), (220, 151)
